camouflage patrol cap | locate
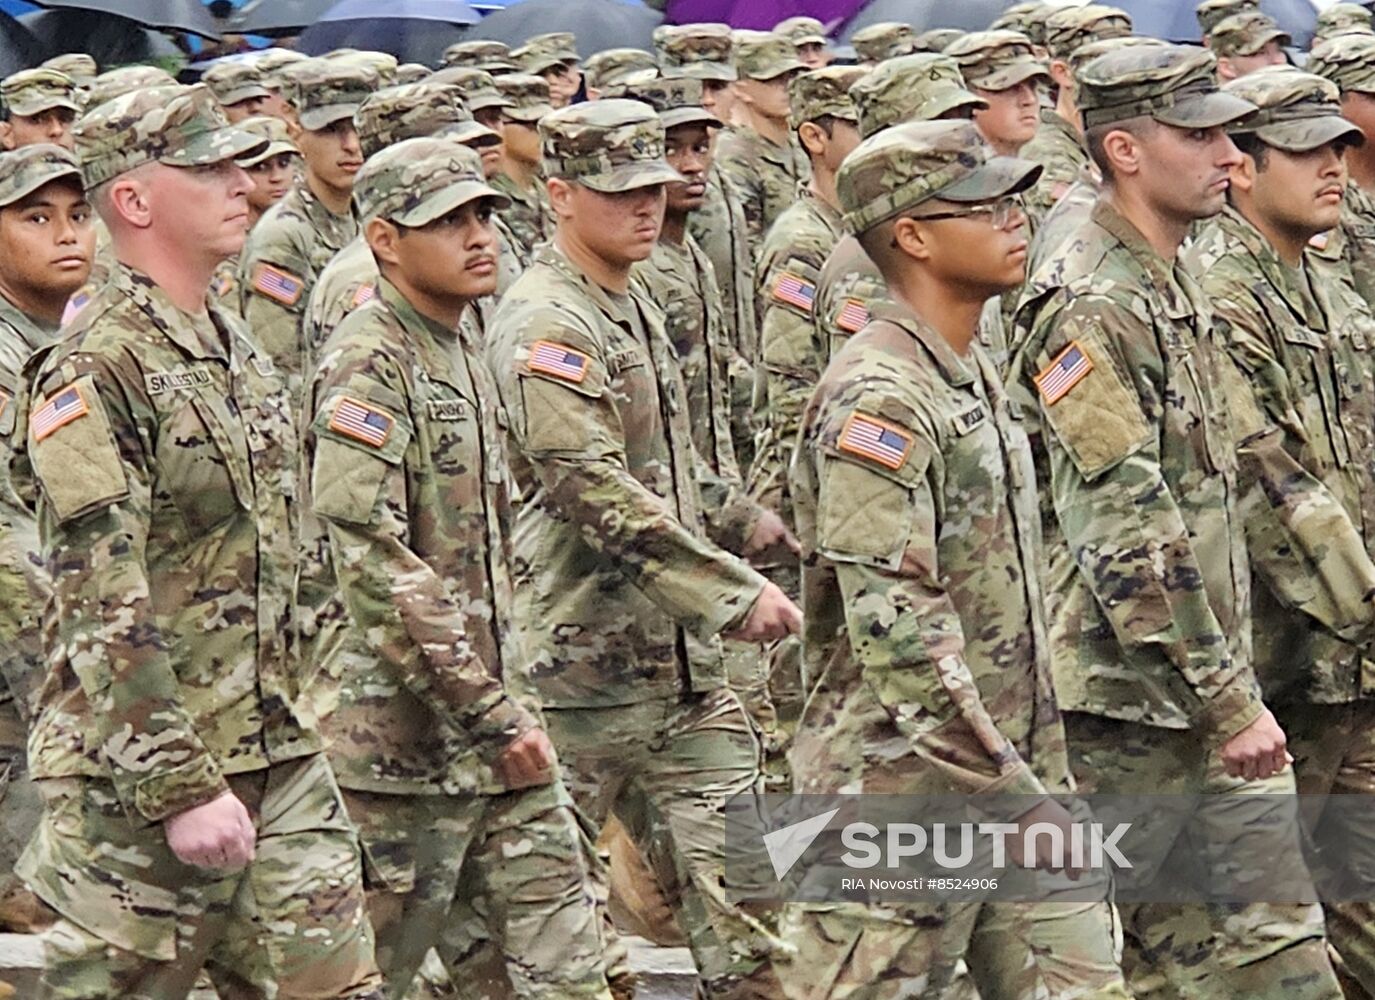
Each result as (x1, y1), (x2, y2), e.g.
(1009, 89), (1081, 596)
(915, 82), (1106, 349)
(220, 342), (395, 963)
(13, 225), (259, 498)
(788, 66), (865, 128)
(1315, 3), (1375, 40)
(1224, 66), (1363, 151)
(945, 30), (1050, 91)
(354, 136), (508, 226)
(1, 68), (81, 118)
(837, 118), (1041, 233)
(443, 40), (520, 73)
(201, 61), (271, 107)
(1069, 34), (1168, 75)
(849, 53), (987, 139)
(329, 50), (399, 86)
(40, 53), (96, 89)
(496, 74), (554, 122)
(914, 28), (965, 53)
(1044, 5), (1133, 61)
(75, 84), (267, 188)
(85, 65), (177, 109)
(622, 76), (721, 129)
(776, 15), (828, 47)
(514, 32), (580, 74)
(254, 48), (311, 90)
(395, 63), (431, 85)
(285, 60), (377, 130)
(234, 115), (298, 167)
(540, 98), (682, 192)
(734, 30), (807, 80)
(355, 83), (498, 159)
(429, 67), (514, 112)
(1197, 0), (1258, 36)
(1077, 43), (1256, 129)
(655, 24), (736, 82)
(1308, 32), (1375, 94)
(0, 144), (82, 208)
(1208, 11), (1291, 57)
(585, 49), (659, 94)
(850, 22), (915, 63)
(991, 3), (1055, 48)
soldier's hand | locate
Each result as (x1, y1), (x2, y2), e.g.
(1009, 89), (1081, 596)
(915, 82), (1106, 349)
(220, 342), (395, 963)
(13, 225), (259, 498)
(164, 791), (256, 871)
(496, 727), (556, 789)
(1009, 798), (1083, 880)
(742, 510), (801, 562)
(726, 582), (802, 642)
(1219, 708), (1290, 782)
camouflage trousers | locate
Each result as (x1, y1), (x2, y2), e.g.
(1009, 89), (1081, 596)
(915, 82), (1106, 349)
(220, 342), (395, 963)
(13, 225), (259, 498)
(21, 753), (383, 1000)
(0, 697), (39, 888)
(775, 899), (1128, 1000)
(1066, 713), (1343, 1000)
(545, 687), (788, 999)
(341, 778), (611, 1000)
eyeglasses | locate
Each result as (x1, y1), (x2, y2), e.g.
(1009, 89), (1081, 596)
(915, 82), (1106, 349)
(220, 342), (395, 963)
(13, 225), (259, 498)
(907, 195), (1023, 230)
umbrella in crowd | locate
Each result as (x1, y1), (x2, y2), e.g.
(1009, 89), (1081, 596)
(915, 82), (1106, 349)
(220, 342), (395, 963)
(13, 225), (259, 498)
(665, 0), (862, 32)
(232, 0), (338, 37)
(297, 0), (480, 64)
(1111, 0), (1319, 47)
(0, 9), (41, 75)
(840, 0), (1014, 40)
(27, 0), (220, 37)
(20, 9), (181, 64)
(465, 0), (662, 57)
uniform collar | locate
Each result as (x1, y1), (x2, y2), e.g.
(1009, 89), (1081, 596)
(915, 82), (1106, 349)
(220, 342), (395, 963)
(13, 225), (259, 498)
(1215, 205), (1325, 330)
(111, 262), (229, 361)
(800, 183), (845, 240)
(0, 290), (57, 353)
(288, 173), (357, 250)
(1090, 199), (1199, 321)
(534, 242), (654, 329)
(376, 274), (467, 386)
(868, 297), (977, 387)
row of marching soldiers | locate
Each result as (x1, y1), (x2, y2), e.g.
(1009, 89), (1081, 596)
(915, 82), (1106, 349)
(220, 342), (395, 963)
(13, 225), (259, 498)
(6, 0), (1375, 996)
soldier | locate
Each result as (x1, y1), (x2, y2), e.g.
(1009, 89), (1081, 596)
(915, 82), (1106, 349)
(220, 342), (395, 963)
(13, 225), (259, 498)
(255, 47), (311, 104)
(84, 65), (177, 108)
(781, 113), (1128, 1000)
(991, 2), (1055, 60)
(492, 74), (554, 257)
(202, 61), (279, 122)
(1197, 0), (1258, 38)
(947, 30), (1052, 158)
(394, 63), (429, 85)
(443, 40), (520, 74)
(776, 16), (831, 69)
(584, 49), (658, 99)
(211, 116), (300, 309)
(237, 60), (373, 392)
(714, 31), (808, 252)
(39, 53), (95, 90)
(303, 136), (612, 1000)
(16, 83), (382, 1000)
(1010, 44), (1344, 999)
(656, 23), (740, 123)
(1315, 2), (1375, 45)
(487, 99), (802, 999)
(849, 22), (915, 67)
(514, 32), (582, 110)
(1183, 65), (1375, 998)
(0, 69), (80, 151)
(429, 65), (515, 144)
(1209, 11), (1290, 82)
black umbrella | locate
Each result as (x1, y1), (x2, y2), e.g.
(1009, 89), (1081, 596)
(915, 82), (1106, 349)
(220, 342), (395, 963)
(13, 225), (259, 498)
(464, 0), (665, 58)
(20, 10), (180, 65)
(0, 12), (45, 77)
(1111, 0), (1317, 47)
(233, 0), (339, 38)
(297, 0), (480, 65)
(840, 0), (1013, 40)
(28, 0), (220, 39)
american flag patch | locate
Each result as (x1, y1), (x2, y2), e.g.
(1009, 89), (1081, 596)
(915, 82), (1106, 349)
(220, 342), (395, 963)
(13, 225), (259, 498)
(1034, 341), (1094, 405)
(328, 396), (394, 448)
(351, 283), (375, 309)
(772, 272), (816, 313)
(31, 385), (88, 442)
(61, 287), (93, 326)
(252, 263), (304, 307)
(838, 412), (913, 470)
(212, 274), (235, 298)
(836, 298), (869, 333)
(527, 340), (589, 383)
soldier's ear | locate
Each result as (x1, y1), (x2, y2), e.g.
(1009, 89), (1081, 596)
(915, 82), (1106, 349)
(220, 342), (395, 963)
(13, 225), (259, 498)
(364, 217), (402, 266)
(1049, 60), (1074, 92)
(547, 176), (575, 219)
(1216, 56), (1238, 82)
(891, 216), (933, 262)
(0, 121), (14, 151)
(1099, 128), (1143, 179)
(1229, 148), (1257, 194)
(797, 121), (826, 157)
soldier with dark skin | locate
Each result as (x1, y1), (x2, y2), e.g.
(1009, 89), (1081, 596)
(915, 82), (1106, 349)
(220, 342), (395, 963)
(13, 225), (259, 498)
(0, 69), (79, 152)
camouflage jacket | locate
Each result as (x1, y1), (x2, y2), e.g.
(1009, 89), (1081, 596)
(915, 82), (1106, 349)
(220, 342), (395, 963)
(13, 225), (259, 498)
(714, 125), (809, 256)
(790, 299), (1067, 797)
(1021, 109), (1088, 222)
(237, 175), (358, 388)
(1027, 168), (1100, 279)
(691, 164), (759, 363)
(815, 235), (889, 365)
(1310, 180), (1375, 310)
(303, 278), (539, 795)
(491, 170), (550, 258)
(19, 263), (318, 822)
(488, 244), (768, 708)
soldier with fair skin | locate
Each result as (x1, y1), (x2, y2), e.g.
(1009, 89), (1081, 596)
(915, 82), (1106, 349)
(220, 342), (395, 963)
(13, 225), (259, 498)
(1209, 11), (1290, 82)
(514, 33), (583, 110)
(202, 61), (278, 123)
(0, 69), (79, 152)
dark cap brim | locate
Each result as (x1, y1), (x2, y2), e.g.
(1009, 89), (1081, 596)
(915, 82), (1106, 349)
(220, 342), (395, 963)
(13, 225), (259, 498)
(1154, 90), (1257, 129)
(388, 179), (511, 226)
(661, 107), (723, 130)
(300, 103), (364, 130)
(937, 155), (1043, 202)
(1252, 115), (1366, 152)
(0, 159), (82, 206)
(575, 159), (684, 193)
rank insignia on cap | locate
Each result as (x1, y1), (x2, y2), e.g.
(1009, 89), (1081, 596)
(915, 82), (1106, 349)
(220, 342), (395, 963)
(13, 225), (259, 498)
(328, 396), (394, 448)
(836, 298), (869, 334)
(527, 340), (589, 383)
(1034, 341), (1094, 405)
(31, 385), (88, 442)
(351, 283), (376, 309)
(838, 411), (913, 470)
(772, 272), (816, 313)
(251, 263), (305, 307)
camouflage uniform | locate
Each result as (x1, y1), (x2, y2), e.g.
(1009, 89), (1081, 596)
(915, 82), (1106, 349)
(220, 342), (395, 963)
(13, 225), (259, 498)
(16, 85), (381, 1000)
(1197, 0), (1258, 36)
(1009, 47), (1342, 1000)
(201, 61), (272, 112)
(303, 139), (611, 1000)
(237, 62), (374, 392)
(492, 74), (554, 257)
(39, 53), (94, 90)
(782, 119), (1127, 1000)
(442, 40), (520, 74)
(1315, 2), (1375, 44)
(488, 101), (788, 999)
(849, 22), (915, 65)
(0, 67), (80, 128)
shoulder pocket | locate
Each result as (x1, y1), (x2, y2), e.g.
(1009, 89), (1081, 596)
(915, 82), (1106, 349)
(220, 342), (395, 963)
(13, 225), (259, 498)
(29, 374), (129, 522)
(311, 386), (412, 526)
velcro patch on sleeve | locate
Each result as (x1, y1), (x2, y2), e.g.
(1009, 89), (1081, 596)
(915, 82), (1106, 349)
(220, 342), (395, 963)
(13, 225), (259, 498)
(772, 272), (816, 313)
(328, 395), (395, 448)
(30, 384), (89, 442)
(1034, 340), (1093, 405)
(838, 411), (913, 470)
(526, 340), (590, 383)
(251, 263), (305, 307)
(61, 286), (94, 326)
(836, 297), (869, 333)
(351, 283), (376, 309)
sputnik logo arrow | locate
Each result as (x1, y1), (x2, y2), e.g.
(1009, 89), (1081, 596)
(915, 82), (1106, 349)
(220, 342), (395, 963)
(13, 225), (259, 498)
(762, 807), (840, 880)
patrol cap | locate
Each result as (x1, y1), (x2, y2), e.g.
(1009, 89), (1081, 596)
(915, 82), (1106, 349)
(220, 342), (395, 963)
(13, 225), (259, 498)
(1044, 4), (1133, 61)
(354, 136), (508, 226)
(1208, 11), (1291, 57)
(496, 74), (554, 122)
(788, 66), (865, 128)
(75, 84), (267, 188)
(655, 24), (737, 82)
(395, 63), (431, 85)
(514, 32), (580, 74)
(85, 65), (177, 109)
(355, 83), (498, 159)
(1224, 66), (1364, 151)
(40, 53), (96, 89)
(849, 52), (986, 139)
(235, 115), (298, 167)
(776, 15), (828, 48)
(914, 28), (965, 53)
(201, 60), (271, 107)
(585, 49), (659, 94)
(945, 30), (1050, 91)
(329, 50), (399, 86)
(1308, 32), (1375, 94)
(443, 40), (519, 73)
(285, 60), (376, 130)
(850, 22), (915, 63)
(1070, 34), (1169, 76)
(254, 48), (311, 91)
(734, 30), (807, 80)
(429, 67), (514, 112)
(1197, 0), (1258, 36)
(1077, 43), (1256, 129)
(621, 76), (721, 129)
(1316, 3), (1375, 39)
(1, 68), (81, 118)
(0, 144), (82, 208)
(991, 3), (1055, 48)
(837, 118), (1042, 233)
(540, 98), (682, 192)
